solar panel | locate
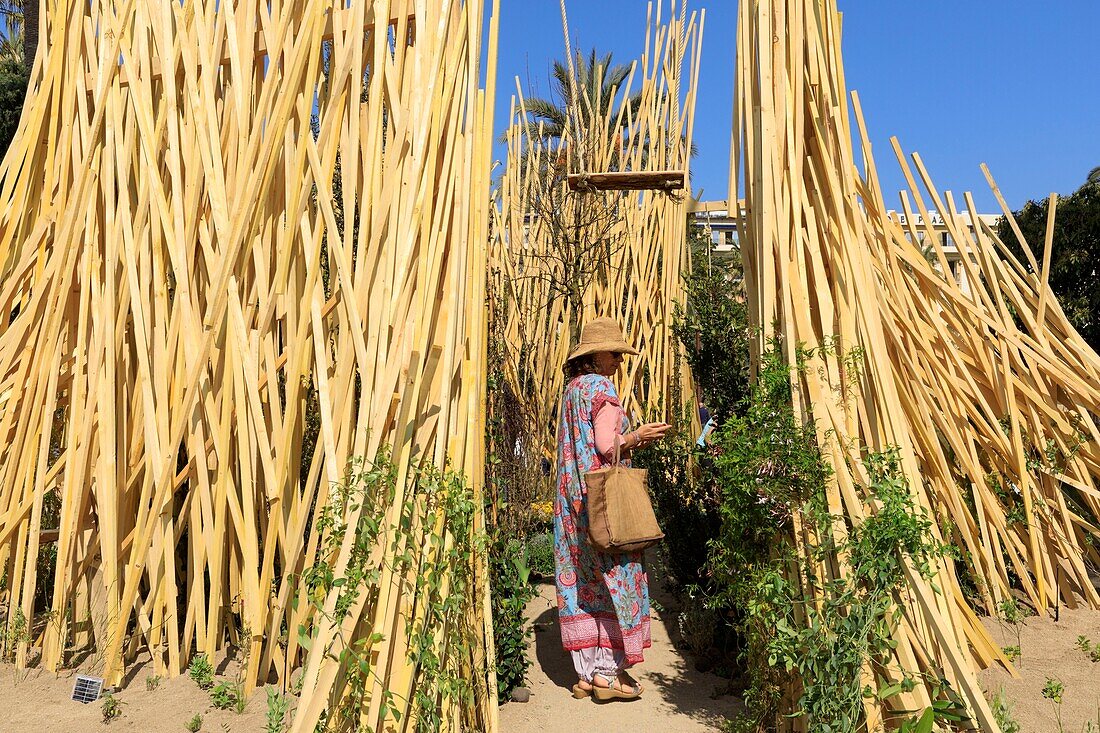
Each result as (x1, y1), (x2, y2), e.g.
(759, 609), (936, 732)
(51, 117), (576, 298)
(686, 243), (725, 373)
(71, 675), (104, 704)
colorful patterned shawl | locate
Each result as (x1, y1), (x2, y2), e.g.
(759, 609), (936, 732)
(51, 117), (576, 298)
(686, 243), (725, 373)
(553, 373), (651, 664)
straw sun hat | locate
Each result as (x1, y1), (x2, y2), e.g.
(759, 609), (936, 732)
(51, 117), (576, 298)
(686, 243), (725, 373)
(565, 317), (640, 364)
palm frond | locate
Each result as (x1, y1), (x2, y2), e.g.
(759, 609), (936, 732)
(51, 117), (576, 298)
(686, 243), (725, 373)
(584, 49), (598, 87)
(602, 63), (631, 95)
(0, 37), (19, 63)
(551, 60), (574, 105)
(518, 47), (654, 150)
(524, 98), (567, 126)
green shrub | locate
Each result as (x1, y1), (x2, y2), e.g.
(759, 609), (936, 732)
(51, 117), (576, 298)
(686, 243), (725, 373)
(634, 237), (752, 671)
(484, 294), (543, 705)
(489, 533), (535, 703)
(706, 346), (831, 598)
(184, 713), (203, 732)
(699, 341), (960, 731)
(634, 414), (741, 667)
(188, 653), (214, 690)
(296, 452), (481, 729)
(524, 531), (555, 580)
(636, 412), (722, 593)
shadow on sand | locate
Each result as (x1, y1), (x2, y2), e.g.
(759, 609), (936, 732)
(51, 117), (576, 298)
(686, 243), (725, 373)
(529, 577), (744, 724)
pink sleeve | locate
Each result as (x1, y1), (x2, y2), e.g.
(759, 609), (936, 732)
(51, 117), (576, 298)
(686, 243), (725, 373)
(593, 401), (626, 460)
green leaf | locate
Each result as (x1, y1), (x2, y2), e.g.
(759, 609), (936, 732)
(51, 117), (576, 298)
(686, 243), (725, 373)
(914, 707), (935, 733)
(876, 683), (903, 700)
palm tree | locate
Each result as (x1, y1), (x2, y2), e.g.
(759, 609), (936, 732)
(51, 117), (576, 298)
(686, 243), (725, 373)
(1088, 166), (1100, 186)
(507, 48), (641, 150)
(0, 1), (24, 64)
(21, 0), (35, 70)
(508, 48), (697, 175)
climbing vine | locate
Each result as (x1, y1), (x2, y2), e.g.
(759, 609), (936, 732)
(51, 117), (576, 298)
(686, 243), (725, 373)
(296, 450), (484, 732)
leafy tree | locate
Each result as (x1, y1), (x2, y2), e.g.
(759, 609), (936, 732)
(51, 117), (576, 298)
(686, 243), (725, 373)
(674, 221), (750, 422)
(1088, 166), (1100, 185)
(0, 2), (30, 162)
(996, 182), (1100, 350)
(0, 59), (26, 161)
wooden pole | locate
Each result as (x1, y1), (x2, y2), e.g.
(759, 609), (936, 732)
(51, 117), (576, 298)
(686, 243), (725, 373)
(0, 0), (499, 730)
(733, 1), (1100, 730)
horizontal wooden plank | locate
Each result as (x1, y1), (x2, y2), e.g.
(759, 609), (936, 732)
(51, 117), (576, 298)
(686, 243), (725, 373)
(567, 170), (685, 192)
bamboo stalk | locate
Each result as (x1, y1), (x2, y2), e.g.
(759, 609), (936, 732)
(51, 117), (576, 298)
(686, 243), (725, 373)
(734, 1), (1100, 730)
(0, 0), (498, 729)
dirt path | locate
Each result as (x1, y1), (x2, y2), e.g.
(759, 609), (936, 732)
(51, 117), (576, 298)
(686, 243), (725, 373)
(499, 581), (743, 733)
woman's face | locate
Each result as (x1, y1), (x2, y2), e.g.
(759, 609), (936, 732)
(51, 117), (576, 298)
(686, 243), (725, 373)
(593, 350), (624, 377)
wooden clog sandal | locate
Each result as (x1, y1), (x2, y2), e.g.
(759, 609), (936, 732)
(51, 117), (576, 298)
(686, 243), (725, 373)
(590, 674), (642, 702)
(571, 683), (592, 699)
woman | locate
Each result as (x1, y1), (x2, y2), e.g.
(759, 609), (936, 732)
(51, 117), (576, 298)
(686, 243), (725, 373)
(553, 317), (671, 701)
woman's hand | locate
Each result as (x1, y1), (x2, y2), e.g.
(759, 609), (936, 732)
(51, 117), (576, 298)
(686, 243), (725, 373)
(631, 422), (672, 449)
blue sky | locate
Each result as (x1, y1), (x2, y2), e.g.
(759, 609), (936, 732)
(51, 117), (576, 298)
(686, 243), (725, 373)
(489, 1), (1100, 213)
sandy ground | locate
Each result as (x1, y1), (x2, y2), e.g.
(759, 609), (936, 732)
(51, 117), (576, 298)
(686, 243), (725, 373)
(4, 597), (1097, 733)
(980, 606), (1100, 732)
(499, 580), (744, 733)
(0, 653), (289, 733)
(504, 579), (1100, 733)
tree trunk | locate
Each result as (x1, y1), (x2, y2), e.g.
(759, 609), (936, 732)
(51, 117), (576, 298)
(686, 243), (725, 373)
(23, 0), (39, 71)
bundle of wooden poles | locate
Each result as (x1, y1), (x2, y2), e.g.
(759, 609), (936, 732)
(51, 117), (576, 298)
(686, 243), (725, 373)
(490, 0), (702, 450)
(735, 0), (1100, 729)
(0, 1), (499, 730)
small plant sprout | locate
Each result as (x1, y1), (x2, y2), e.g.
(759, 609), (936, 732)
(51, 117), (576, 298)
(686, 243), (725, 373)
(210, 680), (243, 711)
(1041, 676), (1065, 733)
(997, 598), (1029, 663)
(146, 674), (161, 691)
(1086, 704), (1100, 733)
(101, 693), (123, 724)
(265, 687), (291, 733)
(1079, 635), (1100, 662)
(989, 687), (1021, 733)
(188, 653), (215, 690)
(185, 713), (203, 732)
(1041, 676), (1064, 703)
(998, 597), (1033, 624)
